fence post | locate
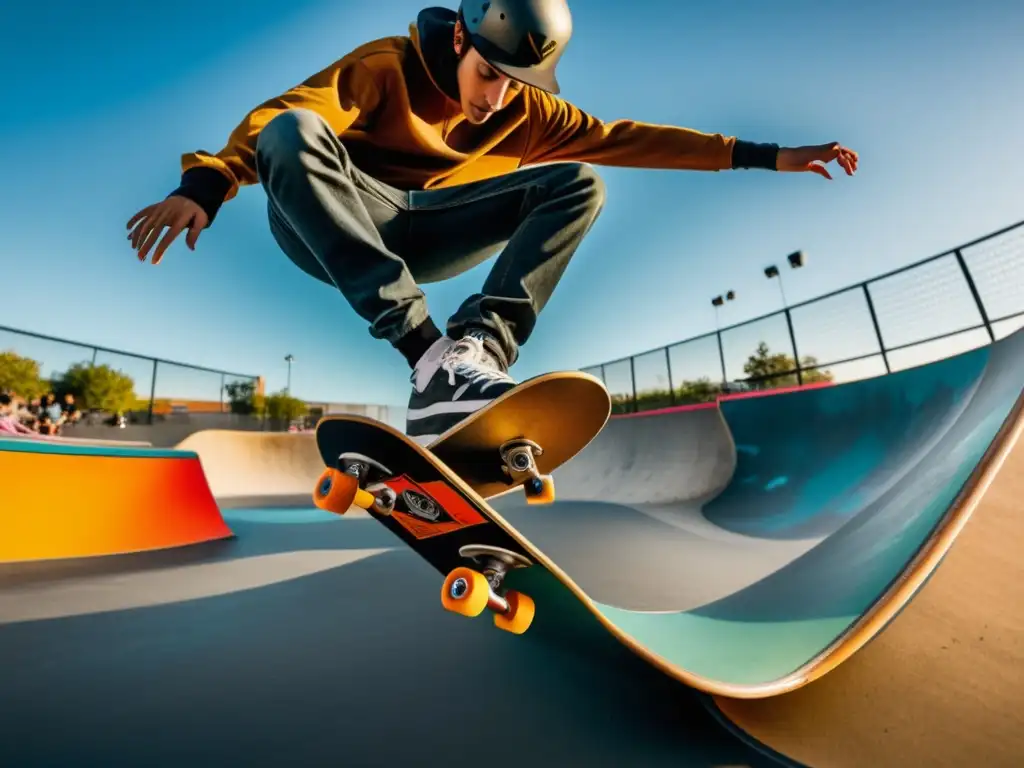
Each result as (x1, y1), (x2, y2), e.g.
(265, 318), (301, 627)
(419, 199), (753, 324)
(954, 248), (995, 342)
(629, 356), (638, 413)
(147, 360), (158, 425)
(90, 348), (97, 367)
(862, 283), (891, 373)
(664, 346), (675, 406)
(220, 373), (226, 413)
(783, 308), (803, 385)
(716, 331), (727, 385)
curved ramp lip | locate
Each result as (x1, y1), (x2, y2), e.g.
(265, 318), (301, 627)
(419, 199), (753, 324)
(175, 429), (337, 500)
(0, 437), (193, 459)
(605, 382), (836, 422)
(610, 401), (720, 419)
(0, 433), (153, 447)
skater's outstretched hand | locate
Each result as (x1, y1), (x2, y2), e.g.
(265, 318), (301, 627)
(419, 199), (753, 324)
(777, 142), (858, 179)
(126, 196), (208, 265)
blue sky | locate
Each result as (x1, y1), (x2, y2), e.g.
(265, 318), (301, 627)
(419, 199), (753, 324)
(2, 0), (1022, 407)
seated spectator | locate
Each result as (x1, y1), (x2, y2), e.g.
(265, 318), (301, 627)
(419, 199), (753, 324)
(61, 393), (81, 425)
(26, 396), (42, 424)
(0, 393), (35, 436)
(37, 393), (65, 436)
(9, 394), (38, 431)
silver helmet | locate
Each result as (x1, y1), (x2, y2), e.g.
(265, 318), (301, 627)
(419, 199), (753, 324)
(458, 0), (573, 94)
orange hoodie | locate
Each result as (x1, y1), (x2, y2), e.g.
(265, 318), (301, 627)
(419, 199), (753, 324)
(172, 8), (776, 223)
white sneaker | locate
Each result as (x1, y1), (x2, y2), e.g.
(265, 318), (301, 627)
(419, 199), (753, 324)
(405, 330), (516, 445)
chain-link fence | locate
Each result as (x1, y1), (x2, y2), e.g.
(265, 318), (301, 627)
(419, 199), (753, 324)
(6, 219), (1021, 423)
(0, 325), (259, 425)
(581, 218), (1024, 414)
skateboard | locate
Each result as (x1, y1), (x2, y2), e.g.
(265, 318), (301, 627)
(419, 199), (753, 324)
(315, 370), (609, 504)
(425, 370), (611, 502)
(311, 414), (554, 634)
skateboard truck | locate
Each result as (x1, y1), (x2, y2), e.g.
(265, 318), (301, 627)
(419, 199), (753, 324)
(499, 438), (556, 504)
(313, 452), (397, 517)
(441, 545), (536, 634)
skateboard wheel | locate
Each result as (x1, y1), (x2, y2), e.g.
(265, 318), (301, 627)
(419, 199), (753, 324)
(493, 590), (535, 635)
(441, 567), (490, 617)
(312, 468), (359, 515)
(525, 474), (555, 505)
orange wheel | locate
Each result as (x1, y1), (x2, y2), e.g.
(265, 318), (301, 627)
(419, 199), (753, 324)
(441, 567), (490, 617)
(312, 468), (358, 515)
(525, 475), (555, 505)
(494, 590), (535, 634)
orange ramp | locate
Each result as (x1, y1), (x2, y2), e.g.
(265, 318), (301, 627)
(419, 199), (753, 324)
(0, 439), (233, 562)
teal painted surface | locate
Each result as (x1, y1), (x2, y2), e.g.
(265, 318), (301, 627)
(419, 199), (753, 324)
(595, 406), (1010, 685)
(588, 604), (854, 686)
(0, 438), (193, 459)
(704, 344), (990, 539)
(588, 330), (1023, 687)
(221, 508), (341, 525)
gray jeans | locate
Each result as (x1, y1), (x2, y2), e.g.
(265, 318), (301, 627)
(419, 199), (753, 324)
(253, 108), (605, 367)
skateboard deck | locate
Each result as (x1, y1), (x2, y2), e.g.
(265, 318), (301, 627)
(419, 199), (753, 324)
(312, 413), (557, 634)
(426, 370), (611, 500)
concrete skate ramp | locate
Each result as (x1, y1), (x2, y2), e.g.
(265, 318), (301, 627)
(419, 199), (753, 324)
(536, 402), (738, 506)
(491, 324), (1024, 695)
(709, 425), (1024, 767)
(175, 430), (325, 505)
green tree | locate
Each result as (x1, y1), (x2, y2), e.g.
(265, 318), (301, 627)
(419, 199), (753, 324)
(799, 359), (834, 384)
(224, 380), (257, 415)
(264, 390), (308, 422)
(743, 342), (834, 388)
(54, 363), (136, 412)
(0, 351), (48, 398)
(676, 376), (722, 402)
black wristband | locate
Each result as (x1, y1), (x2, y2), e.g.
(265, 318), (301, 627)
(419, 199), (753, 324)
(167, 166), (234, 225)
(732, 140), (780, 170)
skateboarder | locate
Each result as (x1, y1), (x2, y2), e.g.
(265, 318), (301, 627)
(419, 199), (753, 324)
(126, 1), (858, 444)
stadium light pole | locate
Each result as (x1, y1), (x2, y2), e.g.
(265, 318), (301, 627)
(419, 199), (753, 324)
(284, 354), (294, 394)
(710, 291), (735, 387)
(765, 251), (806, 386)
(711, 290), (736, 331)
(764, 250), (806, 309)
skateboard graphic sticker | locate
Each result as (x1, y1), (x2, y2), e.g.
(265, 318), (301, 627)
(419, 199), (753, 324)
(385, 475), (488, 540)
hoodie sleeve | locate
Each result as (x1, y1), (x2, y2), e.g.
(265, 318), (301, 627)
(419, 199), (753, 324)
(169, 56), (382, 225)
(521, 90), (777, 172)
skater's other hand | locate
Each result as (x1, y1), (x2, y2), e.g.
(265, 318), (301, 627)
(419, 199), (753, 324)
(126, 196), (208, 265)
(776, 143), (858, 179)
